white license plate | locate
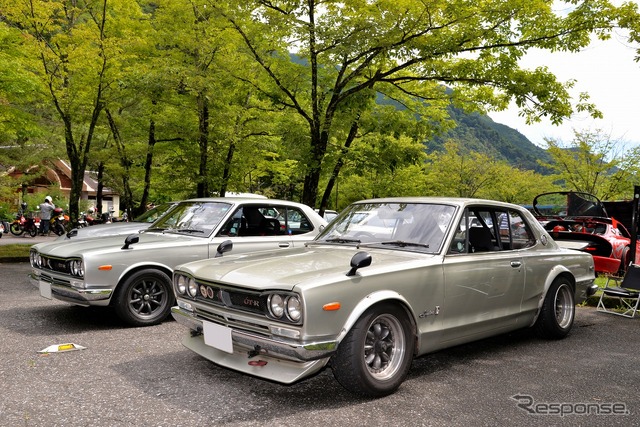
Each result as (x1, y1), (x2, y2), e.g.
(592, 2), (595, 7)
(203, 321), (233, 353)
(39, 280), (52, 299)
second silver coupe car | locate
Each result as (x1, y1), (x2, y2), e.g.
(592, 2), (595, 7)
(29, 197), (326, 326)
(171, 197), (597, 397)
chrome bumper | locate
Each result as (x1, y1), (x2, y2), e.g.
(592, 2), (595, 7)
(171, 306), (338, 363)
(29, 272), (113, 307)
(586, 283), (598, 297)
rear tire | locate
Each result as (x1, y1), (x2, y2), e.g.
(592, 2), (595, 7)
(113, 269), (174, 327)
(618, 246), (631, 276)
(534, 277), (574, 339)
(53, 222), (65, 236)
(331, 303), (413, 397)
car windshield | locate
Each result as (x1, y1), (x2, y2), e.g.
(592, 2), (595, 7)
(133, 202), (175, 223)
(315, 202), (455, 253)
(146, 201), (232, 237)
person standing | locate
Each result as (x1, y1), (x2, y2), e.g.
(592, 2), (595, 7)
(39, 196), (55, 236)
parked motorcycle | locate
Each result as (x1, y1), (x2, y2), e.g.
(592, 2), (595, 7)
(49, 207), (68, 236)
(0, 220), (7, 238)
(78, 208), (102, 227)
(10, 211), (39, 237)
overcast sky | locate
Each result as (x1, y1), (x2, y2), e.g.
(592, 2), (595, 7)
(488, 16), (640, 149)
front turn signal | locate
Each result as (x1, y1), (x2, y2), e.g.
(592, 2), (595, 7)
(322, 302), (341, 311)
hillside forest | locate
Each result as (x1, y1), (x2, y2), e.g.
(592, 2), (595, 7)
(2, 1), (640, 222)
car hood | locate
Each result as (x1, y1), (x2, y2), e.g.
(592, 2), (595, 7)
(56, 222), (147, 241)
(533, 191), (608, 218)
(177, 245), (438, 292)
(35, 231), (204, 257)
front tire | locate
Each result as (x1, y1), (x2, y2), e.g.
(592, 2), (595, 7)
(113, 269), (173, 327)
(10, 223), (23, 236)
(331, 303), (413, 397)
(534, 277), (575, 339)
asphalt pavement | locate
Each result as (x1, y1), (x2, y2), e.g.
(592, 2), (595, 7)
(1, 261), (639, 426)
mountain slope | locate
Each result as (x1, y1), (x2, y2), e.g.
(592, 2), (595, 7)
(429, 106), (552, 173)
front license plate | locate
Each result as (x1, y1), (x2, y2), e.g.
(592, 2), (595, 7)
(203, 321), (233, 354)
(39, 280), (52, 299)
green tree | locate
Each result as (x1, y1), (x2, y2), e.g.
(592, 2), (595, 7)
(423, 141), (559, 204)
(209, 0), (640, 210)
(477, 163), (558, 205)
(0, 20), (58, 206)
(424, 141), (498, 198)
(1, 0), (151, 223)
(540, 129), (640, 200)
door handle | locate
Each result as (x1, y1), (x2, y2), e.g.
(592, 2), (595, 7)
(278, 242), (290, 248)
(510, 261), (522, 268)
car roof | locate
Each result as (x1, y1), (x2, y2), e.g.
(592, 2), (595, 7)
(181, 197), (314, 209)
(353, 197), (521, 210)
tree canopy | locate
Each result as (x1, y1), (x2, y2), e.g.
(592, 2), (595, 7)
(1, 0), (640, 219)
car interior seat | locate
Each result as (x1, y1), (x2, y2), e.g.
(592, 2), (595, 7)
(469, 227), (497, 252)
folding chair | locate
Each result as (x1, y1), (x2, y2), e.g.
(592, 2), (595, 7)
(596, 264), (640, 318)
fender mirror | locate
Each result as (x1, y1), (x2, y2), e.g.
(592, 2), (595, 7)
(121, 234), (140, 250)
(347, 251), (372, 276)
(215, 240), (233, 257)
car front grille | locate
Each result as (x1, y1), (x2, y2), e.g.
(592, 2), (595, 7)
(195, 282), (267, 316)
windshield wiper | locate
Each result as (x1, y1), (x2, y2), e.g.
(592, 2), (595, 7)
(145, 227), (168, 232)
(324, 237), (362, 244)
(378, 240), (430, 248)
(172, 228), (205, 234)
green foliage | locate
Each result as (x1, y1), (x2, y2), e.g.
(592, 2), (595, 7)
(540, 129), (640, 200)
(1, 0), (640, 212)
(423, 141), (558, 204)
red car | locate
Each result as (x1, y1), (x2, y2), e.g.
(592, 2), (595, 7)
(532, 191), (639, 275)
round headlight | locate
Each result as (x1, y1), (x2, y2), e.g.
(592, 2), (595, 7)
(70, 259), (84, 277)
(286, 296), (302, 322)
(269, 294), (284, 318)
(176, 275), (187, 295)
(187, 277), (198, 298)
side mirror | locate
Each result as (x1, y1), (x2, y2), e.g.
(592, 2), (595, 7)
(347, 251), (372, 276)
(215, 240), (233, 257)
(66, 228), (78, 239)
(121, 234), (140, 250)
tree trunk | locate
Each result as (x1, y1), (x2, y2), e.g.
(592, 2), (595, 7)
(137, 116), (156, 217)
(196, 92), (210, 197)
(105, 108), (134, 218)
(96, 162), (104, 215)
(319, 118), (359, 214)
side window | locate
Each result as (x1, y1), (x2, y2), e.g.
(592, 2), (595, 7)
(448, 208), (499, 254)
(501, 210), (535, 249)
(217, 205), (284, 237)
(448, 207), (534, 254)
(448, 212), (469, 254)
(276, 207), (314, 235)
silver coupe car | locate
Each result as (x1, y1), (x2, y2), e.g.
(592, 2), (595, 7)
(29, 197), (326, 326)
(171, 197), (597, 397)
